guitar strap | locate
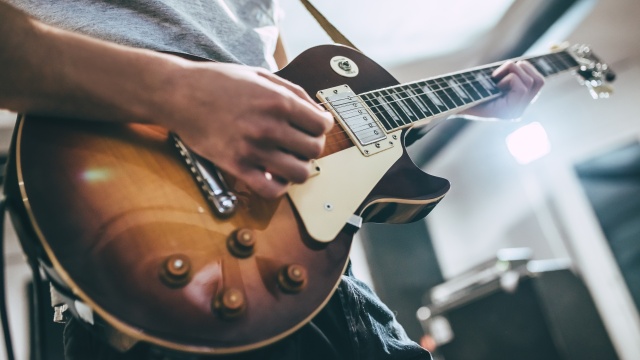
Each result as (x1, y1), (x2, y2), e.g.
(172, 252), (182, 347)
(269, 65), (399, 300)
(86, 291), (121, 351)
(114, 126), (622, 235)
(297, 0), (360, 51)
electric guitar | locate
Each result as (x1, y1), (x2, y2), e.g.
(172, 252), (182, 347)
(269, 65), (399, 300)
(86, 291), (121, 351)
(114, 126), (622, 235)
(4, 43), (613, 355)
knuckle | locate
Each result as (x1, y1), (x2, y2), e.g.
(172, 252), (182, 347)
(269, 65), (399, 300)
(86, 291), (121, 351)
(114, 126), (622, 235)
(309, 137), (324, 158)
(291, 165), (310, 184)
(292, 84), (306, 95)
(251, 121), (274, 140)
(322, 113), (335, 132)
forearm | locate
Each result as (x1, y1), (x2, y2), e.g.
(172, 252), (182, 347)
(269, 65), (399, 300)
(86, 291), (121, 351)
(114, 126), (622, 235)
(0, 1), (184, 125)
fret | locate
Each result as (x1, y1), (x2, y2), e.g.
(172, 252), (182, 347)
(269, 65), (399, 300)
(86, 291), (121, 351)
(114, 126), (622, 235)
(463, 71), (491, 98)
(530, 56), (555, 76)
(410, 83), (444, 115)
(474, 69), (500, 95)
(555, 52), (579, 71)
(406, 86), (435, 117)
(446, 76), (474, 104)
(375, 93), (406, 128)
(386, 89), (420, 121)
(455, 73), (482, 101)
(398, 86), (431, 119)
(381, 90), (411, 126)
(351, 49), (585, 133)
(361, 94), (394, 131)
(548, 53), (569, 73)
(436, 77), (466, 107)
(425, 80), (455, 109)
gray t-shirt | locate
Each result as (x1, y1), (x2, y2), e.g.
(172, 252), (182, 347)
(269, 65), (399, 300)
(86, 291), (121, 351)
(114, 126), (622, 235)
(8, 0), (281, 70)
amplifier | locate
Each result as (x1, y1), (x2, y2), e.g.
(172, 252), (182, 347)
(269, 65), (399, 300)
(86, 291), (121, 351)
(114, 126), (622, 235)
(417, 249), (617, 360)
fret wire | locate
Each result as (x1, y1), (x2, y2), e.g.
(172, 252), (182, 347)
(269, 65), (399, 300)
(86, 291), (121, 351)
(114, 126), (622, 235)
(455, 73), (482, 101)
(329, 56), (587, 129)
(322, 52), (586, 132)
(399, 86), (430, 119)
(417, 81), (448, 112)
(426, 79), (455, 110)
(556, 52), (579, 70)
(363, 73), (498, 115)
(363, 95), (394, 131)
(448, 75), (475, 104)
(378, 92), (406, 128)
(451, 74), (474, 100)
(363, 74), (499, 124)
(546, 53), (567, 72)
(436, 77), (464, 108)
(379, 90), (408, 127)
(464, 71), (493, 97)
(544, 54), (564, 74)
(408, 83), (442, 116)
(387, 88), (420, 121)
(440, 77), (466, 107)
(405, 86), (435, 117)
(429, 79), (457, 110)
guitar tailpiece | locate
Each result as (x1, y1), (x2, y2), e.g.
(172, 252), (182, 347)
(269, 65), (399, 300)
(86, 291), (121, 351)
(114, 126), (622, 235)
(171, 134), (238, 217)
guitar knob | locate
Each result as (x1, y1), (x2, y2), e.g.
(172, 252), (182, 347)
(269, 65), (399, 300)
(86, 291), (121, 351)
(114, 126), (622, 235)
(227, 229), (256, 258)
(277, 264), (307, 294)
(159, 254), (191, 287)
(213, 288), (246, 319)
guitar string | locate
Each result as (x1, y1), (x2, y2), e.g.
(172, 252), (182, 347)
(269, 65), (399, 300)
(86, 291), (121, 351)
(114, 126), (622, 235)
(318, 75), (500, 143)
(317, 54), (572, 111)
(315, 52), (573, 110)
(318, 56), (575, 143)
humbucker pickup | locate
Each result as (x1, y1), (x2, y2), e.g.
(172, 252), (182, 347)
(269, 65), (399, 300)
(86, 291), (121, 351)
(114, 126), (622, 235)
(318, 85), (396, 157)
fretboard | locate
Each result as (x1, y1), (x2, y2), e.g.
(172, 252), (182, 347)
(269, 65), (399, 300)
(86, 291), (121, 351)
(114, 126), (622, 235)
(359, 50), (579, 131)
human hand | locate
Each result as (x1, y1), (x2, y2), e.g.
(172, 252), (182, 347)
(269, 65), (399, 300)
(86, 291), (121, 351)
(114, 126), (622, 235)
(460, 60), (544, 120)
(162, 62), (334, 199)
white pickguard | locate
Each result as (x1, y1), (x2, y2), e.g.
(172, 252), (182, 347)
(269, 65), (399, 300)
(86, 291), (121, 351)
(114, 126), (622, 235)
(288, 139), (402, 242)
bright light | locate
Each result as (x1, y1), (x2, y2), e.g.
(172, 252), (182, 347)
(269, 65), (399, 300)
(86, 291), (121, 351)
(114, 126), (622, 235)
(505, 122), (551, 164)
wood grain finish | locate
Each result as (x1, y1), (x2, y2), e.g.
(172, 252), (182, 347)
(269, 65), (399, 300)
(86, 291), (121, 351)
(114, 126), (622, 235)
(8, 44), (450, 354)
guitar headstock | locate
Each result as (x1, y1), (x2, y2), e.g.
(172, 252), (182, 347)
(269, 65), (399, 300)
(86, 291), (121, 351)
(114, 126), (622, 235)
(564, 43), (616, 99)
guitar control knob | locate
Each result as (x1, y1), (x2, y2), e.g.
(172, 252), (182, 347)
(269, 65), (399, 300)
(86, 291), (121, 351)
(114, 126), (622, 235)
(159, 254), (192, 288)
(277, 264), (307, 294)
(213, 288), (246, 319)
(227, 229), (256, 258)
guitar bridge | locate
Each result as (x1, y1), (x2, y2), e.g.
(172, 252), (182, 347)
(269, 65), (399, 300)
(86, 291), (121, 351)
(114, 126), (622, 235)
(171, 134), (238, 217)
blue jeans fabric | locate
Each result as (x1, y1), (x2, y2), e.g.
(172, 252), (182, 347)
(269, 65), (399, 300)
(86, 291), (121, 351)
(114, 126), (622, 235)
(64, 267), (431, 360)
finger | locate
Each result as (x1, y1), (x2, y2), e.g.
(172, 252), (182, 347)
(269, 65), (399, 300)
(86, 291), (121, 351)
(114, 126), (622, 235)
(240, 166), (289, 199)
(258, 72), (335, 136)
(260, 124), (325, 160)
(258, 70), (319, 108)
(519, 61), (545, 93)
(249, 146), (311, 184)
(493, 61), (535, 90)
(495, 73), (529, 99)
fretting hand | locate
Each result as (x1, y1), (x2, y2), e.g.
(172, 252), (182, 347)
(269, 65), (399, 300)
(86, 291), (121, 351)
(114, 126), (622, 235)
(460, 60), (545, 120)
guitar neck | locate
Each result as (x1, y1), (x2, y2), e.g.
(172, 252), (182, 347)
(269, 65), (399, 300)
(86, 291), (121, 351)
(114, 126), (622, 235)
(358, 50), (580, 131)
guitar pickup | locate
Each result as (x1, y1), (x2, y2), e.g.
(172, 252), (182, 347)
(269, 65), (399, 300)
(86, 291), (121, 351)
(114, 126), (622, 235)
(317, 84), (397, 157)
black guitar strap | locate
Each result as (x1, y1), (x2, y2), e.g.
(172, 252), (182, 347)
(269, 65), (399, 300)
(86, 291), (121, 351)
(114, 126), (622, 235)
(298, 0), (360, 51)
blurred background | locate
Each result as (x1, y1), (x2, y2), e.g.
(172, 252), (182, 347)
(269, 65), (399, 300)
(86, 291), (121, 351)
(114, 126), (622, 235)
(1, 0), (639, 359)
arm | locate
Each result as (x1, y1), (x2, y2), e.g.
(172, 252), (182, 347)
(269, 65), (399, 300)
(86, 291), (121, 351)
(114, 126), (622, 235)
(0, 2), (332, 199)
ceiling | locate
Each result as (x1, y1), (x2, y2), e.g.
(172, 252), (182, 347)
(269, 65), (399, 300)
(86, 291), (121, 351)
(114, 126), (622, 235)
(279, 0), (517, 67)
